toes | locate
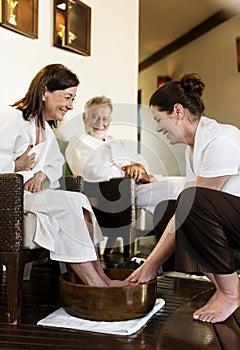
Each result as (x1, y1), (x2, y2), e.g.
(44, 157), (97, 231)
(193, 312), (200, 320)
(193, 306), (205, 319)
(197, 312), (216, 323)
(202, 314), (216, 323)
(199, 313), (211, 322)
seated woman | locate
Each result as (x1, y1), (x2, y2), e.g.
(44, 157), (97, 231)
(0, 63), (131, 287)
(127, 73), (240, 323)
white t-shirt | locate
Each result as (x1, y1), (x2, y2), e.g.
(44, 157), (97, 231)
(185, 116), (240, 197)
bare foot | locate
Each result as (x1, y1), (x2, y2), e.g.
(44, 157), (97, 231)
(193, 291), (217, 319)
(107, 279), (135, 287)
(70, 262), (108, 287)
(193, 291), (240, 323)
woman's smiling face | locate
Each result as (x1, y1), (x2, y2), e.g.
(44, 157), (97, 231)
(42, 86), (77, 122)
(150, 105), (187, 145)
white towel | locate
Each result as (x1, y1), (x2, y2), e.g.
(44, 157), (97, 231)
(37, 298), (165, 336)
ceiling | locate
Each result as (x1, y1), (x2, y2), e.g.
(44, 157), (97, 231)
(139, 0), (240, 64)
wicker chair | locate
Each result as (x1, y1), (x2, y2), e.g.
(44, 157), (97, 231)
(0, 173), (83, 325)
(83, 177), (136, 257)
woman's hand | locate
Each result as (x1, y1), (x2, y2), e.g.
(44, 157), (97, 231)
(125, 262), (158, 284)
(122, 163), (148, 182)
(15, 145), (36, 171)
(24, 171), (47, 193)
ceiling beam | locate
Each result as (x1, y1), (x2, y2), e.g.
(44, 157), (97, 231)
(139, 9), (237, 72)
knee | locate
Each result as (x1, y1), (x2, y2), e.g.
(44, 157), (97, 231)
(175, 187), (198, 226)
(176, 186), (215, 225)
(177, 186), (216, 208)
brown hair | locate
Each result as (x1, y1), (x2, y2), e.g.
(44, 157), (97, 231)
(149, 73), (205, 118)
(12, 63), (79, 128)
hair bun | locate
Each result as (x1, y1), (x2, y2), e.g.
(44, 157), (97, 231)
(180, 73), (205, 97)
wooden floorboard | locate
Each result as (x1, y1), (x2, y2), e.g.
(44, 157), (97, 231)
(0, 256), (239, 349)
(214, 311), (240, 350)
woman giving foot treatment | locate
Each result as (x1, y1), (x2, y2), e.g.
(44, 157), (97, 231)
(127, 73), (240, 323)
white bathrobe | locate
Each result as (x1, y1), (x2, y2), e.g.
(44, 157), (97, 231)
(66, 134), (149, 182)
(0, 107), (102, 262)
(66, 134), (186, 214)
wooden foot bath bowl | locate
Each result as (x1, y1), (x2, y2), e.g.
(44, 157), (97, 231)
(59, 268), (157, 321)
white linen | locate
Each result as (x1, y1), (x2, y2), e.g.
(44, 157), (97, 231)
(66, 133), (185, 213)
(37, 298), (165, 335)
(0, 106), (103, 262)
(185, 116), (240, 197)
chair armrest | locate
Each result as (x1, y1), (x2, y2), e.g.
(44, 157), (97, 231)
(83, 177), (136, 228)
(84, 176), (135, 205)
(0, 174), (83, 252)
(0, 174), (24, 251)
(59, 175), (84, 193)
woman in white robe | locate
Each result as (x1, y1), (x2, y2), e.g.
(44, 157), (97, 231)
(0, 64), (130, 287)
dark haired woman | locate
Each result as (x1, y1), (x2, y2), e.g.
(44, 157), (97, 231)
(0, 63), (129, 287)
(127, 73), (240, 323)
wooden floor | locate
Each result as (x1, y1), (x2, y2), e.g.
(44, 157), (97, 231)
(0, 255), (240, 350)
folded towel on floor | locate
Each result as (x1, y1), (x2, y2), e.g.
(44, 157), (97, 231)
(37, 298), (165, 336)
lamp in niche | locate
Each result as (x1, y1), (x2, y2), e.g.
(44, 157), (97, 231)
(157, 75), (171, 88)
(56, 2), (66, 10)
(57, 24), (77, 45)
(54, 0), (91, 56)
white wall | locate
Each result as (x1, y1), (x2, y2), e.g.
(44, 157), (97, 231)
(0, 0), (139, 142)
(138, 14), (240, 175)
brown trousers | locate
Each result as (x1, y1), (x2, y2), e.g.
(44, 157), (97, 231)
(154, 187), (240, 274)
